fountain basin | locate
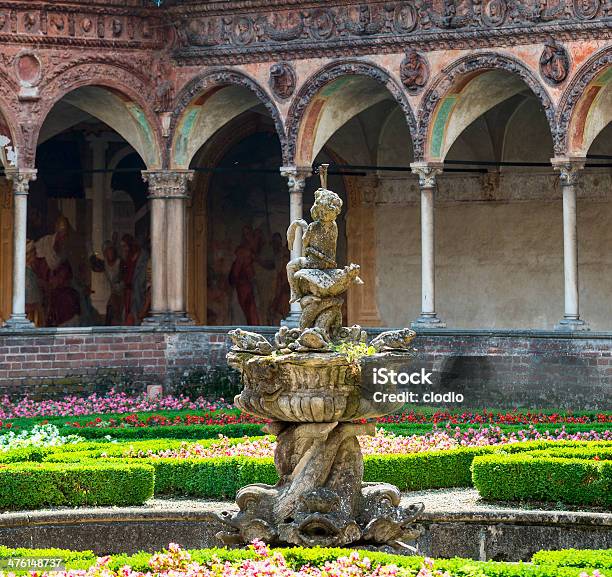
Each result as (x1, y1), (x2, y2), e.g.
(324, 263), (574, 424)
(229, 351), (406, 423)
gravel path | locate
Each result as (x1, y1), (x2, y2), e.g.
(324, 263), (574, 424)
(3, 489), (609, 517)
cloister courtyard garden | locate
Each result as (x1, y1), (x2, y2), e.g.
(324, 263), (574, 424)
(0, 382), (609, 577)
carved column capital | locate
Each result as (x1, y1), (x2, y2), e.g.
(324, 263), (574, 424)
(280, 166), (311, 194)
(551, 157), (586, 187)
(5, 168), (37, 196)
(410, 162), (443, 190)
(142, 170), (195, 199)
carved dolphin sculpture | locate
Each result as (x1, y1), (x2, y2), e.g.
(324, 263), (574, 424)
(229, 328), (274, 355)
(370, 328), (417, 352)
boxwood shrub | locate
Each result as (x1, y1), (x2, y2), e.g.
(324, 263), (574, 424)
(1, 545), (608, 577)
(0, 463), (155, 509)
(472, 453), (612, 506)
(66, 423), (266, 440)
(2, 438), (611, 504)
(531, 548), (612, 569)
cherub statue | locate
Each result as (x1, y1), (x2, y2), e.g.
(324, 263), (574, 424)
(286, 165), (343, 304)
(285, 165), (363, 335)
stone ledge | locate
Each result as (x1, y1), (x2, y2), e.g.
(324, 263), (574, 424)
(0, 493), (609, 560)
(0, 325), (611, 339)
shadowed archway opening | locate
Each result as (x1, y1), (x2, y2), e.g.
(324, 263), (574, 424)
(291, 67), (416, 327)
(25, 90), (152, 328)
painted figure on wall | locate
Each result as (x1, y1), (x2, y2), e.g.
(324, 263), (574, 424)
(267, 231), (290, 325)
(90, 241), (125, 325)
(120, 234), (149, 325)
(35, 215), (81, 326)
(25, 240), (48, 327)
(205, 131), (347, 326)
(229, 225), (263, 326)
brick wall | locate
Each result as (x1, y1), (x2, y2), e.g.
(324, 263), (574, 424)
(0, 326), (609, 409)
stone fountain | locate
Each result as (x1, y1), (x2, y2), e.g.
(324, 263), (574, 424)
(215, 165), (424, 552)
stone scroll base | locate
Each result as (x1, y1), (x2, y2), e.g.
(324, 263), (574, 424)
(214, 421), (424, 552)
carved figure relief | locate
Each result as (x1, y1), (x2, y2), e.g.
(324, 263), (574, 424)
(540, 37), (570, 84)
(50, 14), (65, 32)
(482, 0), (508, 26)
(400, 49), (428, 94)
(112, 19), (123, 37)
(233, 16), (254, 45)
(154, 62), (173, 113)
(81, 18), (93, 33)
(24, 12), (37, 32)
(573, 0), (600, 18)
(308, 9), (336, 40)
(345, 5), (386, 35)
(14, 52), (42, 88)
(393, 4), (418, 32)
(269, 62), (296, 100)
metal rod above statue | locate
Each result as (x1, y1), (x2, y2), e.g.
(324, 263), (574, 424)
(219, 164), (424, 552)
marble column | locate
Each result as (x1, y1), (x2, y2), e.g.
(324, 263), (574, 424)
(551, 157), (589, 331)
(280, 166), (310, 327)
(142, 170), (194, 325)
(86, 136), (109, 315)
(3, 168), (36, 329)
(410, 162), (446, 329)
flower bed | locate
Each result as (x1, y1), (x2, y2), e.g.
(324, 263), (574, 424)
(0, 424), (84, 452)
(0, 542), (607, 577)
(0, 390), (231, 420)
(64, 412), (262, 429)
(122, 427), (612, 460)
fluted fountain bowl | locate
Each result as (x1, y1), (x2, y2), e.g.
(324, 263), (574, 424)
(228, 351), (406, 423)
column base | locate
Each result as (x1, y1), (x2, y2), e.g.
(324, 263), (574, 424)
(554, 316), (590, 332)
(167, 312), (195, 326)
(281, 309), (302, 328)
(141, 312), (169, 327)
(411, 313), (446, 329)
(2, 314), (35, 330)
(142, 312), (195, 327)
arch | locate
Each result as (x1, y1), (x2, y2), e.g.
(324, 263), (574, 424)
(419, 53), (555, 162)
(29, 61), (162, 169)
(169, 69), (287, 169)
(558, 47), (612, 156)
(286, 60), (417, 166)
(0, 73), (22, 169)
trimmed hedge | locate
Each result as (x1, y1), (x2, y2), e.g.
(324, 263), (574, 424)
(0, 463), (155, 509)
(531, 549), (612, 569)
(54, 421), (612, 442)
(472, 453), (612, 506)
(0, 545), (608, 577)
(65, 423), (266, 440)
(1, 439), (610, 503)
(39, 439), (612, 499)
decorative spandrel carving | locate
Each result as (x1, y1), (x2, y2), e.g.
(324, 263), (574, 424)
(540, 37), (570, 84)
(154, 61), (173, 114)
(269, 62), (296, 100)
(400, 49), (429, 94)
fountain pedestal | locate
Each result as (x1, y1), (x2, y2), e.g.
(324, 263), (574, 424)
(215, 166), (424, 552)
